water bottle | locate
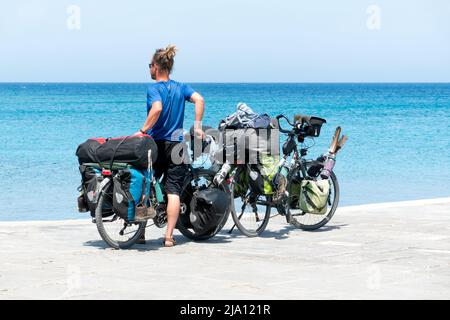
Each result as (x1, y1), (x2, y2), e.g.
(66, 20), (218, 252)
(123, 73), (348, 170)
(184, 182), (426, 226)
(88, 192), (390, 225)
(320, 154), (336, 179)
(214, 162), (232, 185)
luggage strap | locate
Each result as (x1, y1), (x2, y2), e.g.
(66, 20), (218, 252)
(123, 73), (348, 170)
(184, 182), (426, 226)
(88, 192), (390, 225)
(144, 149), (153, 204)
(121, 178), (139, 210)
(109, 136), (131, 171)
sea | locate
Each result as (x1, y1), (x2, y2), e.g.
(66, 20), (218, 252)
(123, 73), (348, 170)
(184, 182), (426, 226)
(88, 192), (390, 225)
(0, 83), (449, 221)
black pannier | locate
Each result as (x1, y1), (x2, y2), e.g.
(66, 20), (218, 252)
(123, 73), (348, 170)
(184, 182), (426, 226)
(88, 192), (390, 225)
(76, 134), (158, 169)
(78, 165), (114, 218)
(190, 188), (229, 235)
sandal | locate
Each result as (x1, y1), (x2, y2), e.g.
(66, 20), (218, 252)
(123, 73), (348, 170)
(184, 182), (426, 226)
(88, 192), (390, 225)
(162, 237), (177, 247)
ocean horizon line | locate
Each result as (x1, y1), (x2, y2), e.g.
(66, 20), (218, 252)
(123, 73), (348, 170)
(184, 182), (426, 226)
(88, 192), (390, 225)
(1, 81), (450, 85)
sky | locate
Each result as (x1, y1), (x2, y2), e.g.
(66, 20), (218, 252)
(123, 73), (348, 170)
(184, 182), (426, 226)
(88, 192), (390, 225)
(0, 0), (449, 82)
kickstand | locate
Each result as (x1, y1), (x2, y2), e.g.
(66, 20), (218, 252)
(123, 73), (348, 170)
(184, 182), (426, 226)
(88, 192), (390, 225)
(228, 223), (236, 234)
(119, 223), (127, 236)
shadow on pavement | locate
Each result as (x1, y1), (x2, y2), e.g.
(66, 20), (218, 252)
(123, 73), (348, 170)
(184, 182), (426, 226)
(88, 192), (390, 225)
(83, 223), (348, 250)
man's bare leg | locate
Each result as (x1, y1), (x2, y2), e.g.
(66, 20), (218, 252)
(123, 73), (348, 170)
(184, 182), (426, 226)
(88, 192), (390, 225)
(164, 194), (180, 246)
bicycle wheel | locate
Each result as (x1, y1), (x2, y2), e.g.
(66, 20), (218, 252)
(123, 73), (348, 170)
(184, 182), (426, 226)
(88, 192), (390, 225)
(95, 179), (146, 249)
(286, 162), (340, 231)
(176, 169), (231, 241)
(230, 167), (272, 237)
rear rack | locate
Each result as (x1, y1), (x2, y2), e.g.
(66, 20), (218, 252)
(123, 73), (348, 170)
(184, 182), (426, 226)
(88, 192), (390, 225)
(81, 162), (130, 171)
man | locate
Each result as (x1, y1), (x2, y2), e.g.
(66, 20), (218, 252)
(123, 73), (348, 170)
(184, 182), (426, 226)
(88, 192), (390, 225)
(136, 45), (205, 247)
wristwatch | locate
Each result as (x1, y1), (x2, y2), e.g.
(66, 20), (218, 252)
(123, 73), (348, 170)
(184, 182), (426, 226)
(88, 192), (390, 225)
(139, 129), (146, 134)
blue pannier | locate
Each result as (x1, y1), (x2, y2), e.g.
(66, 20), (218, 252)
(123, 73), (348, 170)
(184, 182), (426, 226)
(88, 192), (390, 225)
(113, 168), (152, 221)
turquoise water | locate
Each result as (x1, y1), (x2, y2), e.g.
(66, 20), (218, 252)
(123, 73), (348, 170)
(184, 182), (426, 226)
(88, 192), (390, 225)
(0, 83), (449, 221)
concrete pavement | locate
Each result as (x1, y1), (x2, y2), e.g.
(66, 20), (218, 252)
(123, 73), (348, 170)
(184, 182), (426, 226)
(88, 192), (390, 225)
(0, 198), (449, 300)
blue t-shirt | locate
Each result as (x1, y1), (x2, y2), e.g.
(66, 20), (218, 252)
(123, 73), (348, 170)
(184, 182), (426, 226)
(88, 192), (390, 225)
(146, 80), (195, 141)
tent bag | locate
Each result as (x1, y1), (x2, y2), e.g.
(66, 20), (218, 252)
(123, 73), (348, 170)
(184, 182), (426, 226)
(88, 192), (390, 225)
(76, 134), (158, 169)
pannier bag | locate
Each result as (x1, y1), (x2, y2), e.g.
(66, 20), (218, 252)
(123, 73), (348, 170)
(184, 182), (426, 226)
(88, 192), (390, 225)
(113, 167), (152, 221)
(298, 180), (330, 215)
(247, 155), (279, 195)
(214, 103), (279, 164)
(78, 164), (114, 218)
(190, 188), (229, 235)
(76, 134), (158, 169)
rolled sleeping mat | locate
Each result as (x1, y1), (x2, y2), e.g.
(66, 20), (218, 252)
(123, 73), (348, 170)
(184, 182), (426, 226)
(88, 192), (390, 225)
(329, 127), (342, 154)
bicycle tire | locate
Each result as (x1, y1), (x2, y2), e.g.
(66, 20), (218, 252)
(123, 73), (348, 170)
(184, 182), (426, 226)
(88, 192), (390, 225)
(229, 167), (272, 237)
(95, 179), (146, 249)
(286, 164), (340, 231)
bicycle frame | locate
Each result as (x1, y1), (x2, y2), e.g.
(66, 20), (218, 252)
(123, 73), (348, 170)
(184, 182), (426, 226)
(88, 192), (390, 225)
(226, 114), (338, 236)
(226, 130), (316, 231)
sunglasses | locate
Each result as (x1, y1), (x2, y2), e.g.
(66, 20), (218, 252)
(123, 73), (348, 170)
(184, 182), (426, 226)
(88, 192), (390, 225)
(149, 63), (155, 68)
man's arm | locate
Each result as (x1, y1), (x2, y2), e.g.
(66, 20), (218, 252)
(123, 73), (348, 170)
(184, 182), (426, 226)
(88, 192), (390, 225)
(190, 92), (205, 138)
(136, 101), (163, 134)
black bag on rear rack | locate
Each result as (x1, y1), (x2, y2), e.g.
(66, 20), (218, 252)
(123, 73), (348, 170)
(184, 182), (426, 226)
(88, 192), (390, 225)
(76, 134), (158, 169)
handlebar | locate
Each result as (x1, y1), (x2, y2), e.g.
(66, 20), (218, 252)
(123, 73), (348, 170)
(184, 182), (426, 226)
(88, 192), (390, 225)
(276, 114), (321, 139)
(276, 114), (294, 134)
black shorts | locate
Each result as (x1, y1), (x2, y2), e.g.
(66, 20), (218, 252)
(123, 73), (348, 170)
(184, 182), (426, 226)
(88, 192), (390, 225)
(154, 141), (188, 196)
